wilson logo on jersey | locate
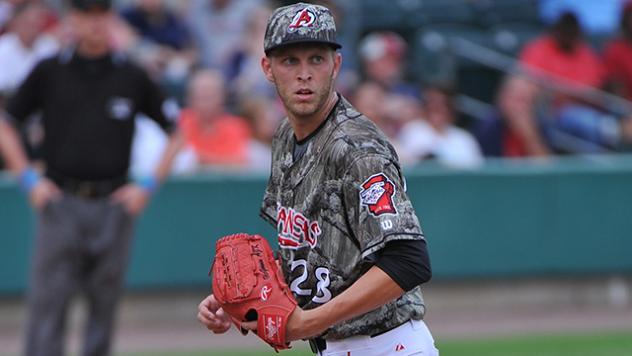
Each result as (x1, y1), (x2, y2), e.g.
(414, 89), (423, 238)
(277, 206), (321, 249)
(288, 8), (316, 32)
(359, 173), (397, 216)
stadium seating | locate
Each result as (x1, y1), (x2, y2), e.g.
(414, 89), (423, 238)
(489, 21), (544, 55)
(360, 0), (410, 32)
(412, 23), (502, 103)
(413, 24), (492, 78)
(405, 0), (477, 28)
(359, 0), (542, 32)
(360, 0), (477, 33)
(472, 0), (542, 28)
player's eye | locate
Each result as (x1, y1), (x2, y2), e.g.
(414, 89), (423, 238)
(311, 55), (324, 64)
(282, 57), (298, 65)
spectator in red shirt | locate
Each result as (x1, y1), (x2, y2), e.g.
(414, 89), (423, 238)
(520, 14), (605, 91)
(499, 11), (632, 156)
(603, 1), (632, 101)
(178, 69), (253, 167)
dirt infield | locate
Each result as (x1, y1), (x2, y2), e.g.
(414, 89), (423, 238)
(1, 277), (631, 355)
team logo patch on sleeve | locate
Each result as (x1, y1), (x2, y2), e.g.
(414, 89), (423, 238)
(360, 173), (397, 216)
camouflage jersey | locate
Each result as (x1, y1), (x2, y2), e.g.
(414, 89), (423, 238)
(260, 95), (426, 339)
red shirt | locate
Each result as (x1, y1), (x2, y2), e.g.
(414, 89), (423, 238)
(179, 109), (252, 165)
(504, 36), (606, 157)
(603, 38), (632, 101)
(520, 35), (605, 89)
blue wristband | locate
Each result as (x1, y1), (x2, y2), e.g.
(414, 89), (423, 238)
(19, 168), (41, 193)
(136, 175), (159, 194)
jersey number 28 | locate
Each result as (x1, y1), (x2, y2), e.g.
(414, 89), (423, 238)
(289, 259), (332, 304)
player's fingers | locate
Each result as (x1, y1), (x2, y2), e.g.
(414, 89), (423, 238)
(207, 294), (221, 308)
(201, 294), (221, 311)
(216, 308), (231, 322)
(203, 317), (230, 333)
(241, 320), (257, 331)
(197, 311), (209, 325)
(198, 306), (217, 322)
(197, 311), (207, 323)
(198, 295), (231, 334)
(199, 295), (211, 307)
(212, 321), (232, 334)
(198, 299), (209, 314)
(198, 311), (225, 332)
(197, 306), (219, 324)
(199, 295), (216, 310)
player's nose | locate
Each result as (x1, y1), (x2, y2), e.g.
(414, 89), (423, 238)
(296, 63), (312, 82)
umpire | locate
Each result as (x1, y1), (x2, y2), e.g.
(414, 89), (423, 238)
(0, 0), (182, 355)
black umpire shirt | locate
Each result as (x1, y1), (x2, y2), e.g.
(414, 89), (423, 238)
(5, 49), (177, 181)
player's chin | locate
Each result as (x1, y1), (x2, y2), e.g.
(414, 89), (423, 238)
(289, 103), (317, 117)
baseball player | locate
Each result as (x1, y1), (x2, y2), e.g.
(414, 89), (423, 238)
(198, 3), (439, 355)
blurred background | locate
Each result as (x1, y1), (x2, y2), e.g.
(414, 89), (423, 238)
(1, 0), (632, 355)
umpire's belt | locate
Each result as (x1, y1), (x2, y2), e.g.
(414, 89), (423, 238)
(309, 319), (408, 354)
(47, 171), (127, 199)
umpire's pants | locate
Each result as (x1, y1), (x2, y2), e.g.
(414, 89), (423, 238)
(25, 194), (134, 356)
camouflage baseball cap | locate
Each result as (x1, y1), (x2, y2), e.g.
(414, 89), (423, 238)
(264, 2), (342, 55)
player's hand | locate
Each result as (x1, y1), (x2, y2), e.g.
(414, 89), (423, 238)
(29, 178), (61, 210)
(197, 294), (232, 334)
(110, 183), (150, 216)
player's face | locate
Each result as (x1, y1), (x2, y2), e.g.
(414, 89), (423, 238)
(262, 44), (341, 121)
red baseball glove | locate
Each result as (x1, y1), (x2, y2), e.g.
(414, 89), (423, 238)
(211, 233), (297, 351)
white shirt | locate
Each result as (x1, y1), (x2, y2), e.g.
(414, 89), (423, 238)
(130, 115), (197, 177)
(0, 33), (59, 93)
(398, 119), (484, 168)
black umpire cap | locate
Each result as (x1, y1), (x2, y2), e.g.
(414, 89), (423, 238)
(70, 0), (112, 11)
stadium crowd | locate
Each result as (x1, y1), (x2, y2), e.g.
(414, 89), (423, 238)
(1, 0), (632, 174)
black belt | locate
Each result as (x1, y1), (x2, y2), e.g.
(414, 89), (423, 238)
(308, 320), (408, 354)
(309, 337), (327, 354)
(47, 171), (127, 199)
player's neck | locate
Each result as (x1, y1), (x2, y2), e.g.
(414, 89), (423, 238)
(289, 92), (338, 141)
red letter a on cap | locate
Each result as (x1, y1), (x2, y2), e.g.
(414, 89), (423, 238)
(289, 9), (314, 28)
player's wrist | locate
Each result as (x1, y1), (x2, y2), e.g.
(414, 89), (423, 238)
(291, 307), (325, 340)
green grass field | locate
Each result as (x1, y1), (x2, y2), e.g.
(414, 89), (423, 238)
(121, 330), (632, 356)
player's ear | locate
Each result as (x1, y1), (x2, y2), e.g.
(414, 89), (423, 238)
(332, 51), (342, 80)
(261, 56), (275, 83)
